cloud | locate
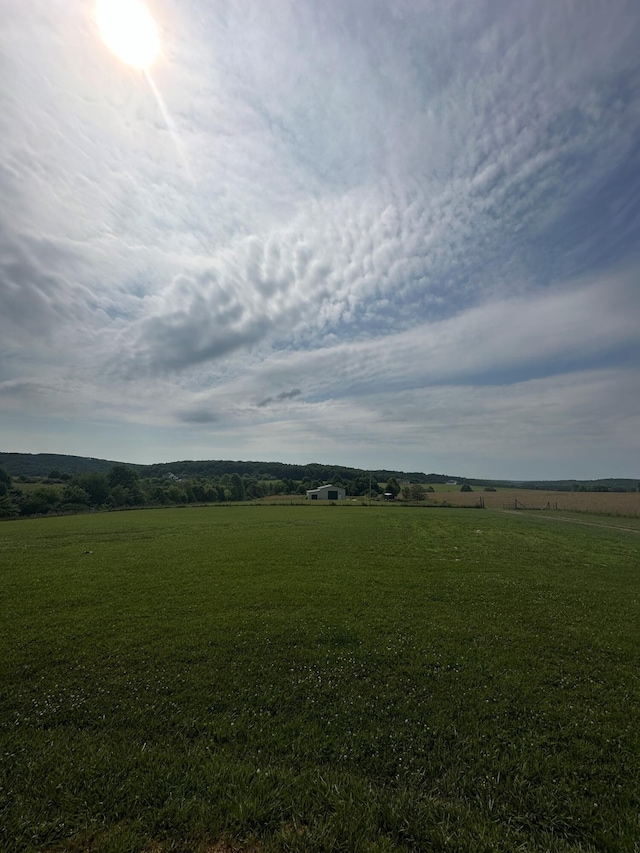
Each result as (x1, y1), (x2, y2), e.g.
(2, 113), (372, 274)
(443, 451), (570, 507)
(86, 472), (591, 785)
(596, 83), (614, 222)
(166, 366), (639, 479)
(192, 268), (640, 414)
(0, 231), (94, 349)
(177, 408), (218, 425)
(258, 388), (302, 408)
(0, 380), (50, 401)
(1, 0), (639, 477)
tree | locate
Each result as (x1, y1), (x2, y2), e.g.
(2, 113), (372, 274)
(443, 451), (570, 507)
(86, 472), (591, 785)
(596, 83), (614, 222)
(385, 478), (400, 497)
(166, 485), (187, 504)
(19, 488), (59, 516)
(61, 484), (90, 506)
(108, 466), (144, 503)
(202, 485), (218, 502)
(73, 473), (109, 505)
(411, 484), (426, 501)
(0, 467), (10, 497)
(108, 465), (139, 490)
(230, 473), (245, 501)
(460, 484), (473, 492)
(0, 495), (19, 518)
(246, 480), (265, 499)
(349, 476), (381, 497)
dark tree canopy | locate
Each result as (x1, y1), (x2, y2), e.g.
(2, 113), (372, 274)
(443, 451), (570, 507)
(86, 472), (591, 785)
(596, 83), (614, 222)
(0, 467), (11, 498)
(107, 465), (139, 489)
(385, 478), (400, 496)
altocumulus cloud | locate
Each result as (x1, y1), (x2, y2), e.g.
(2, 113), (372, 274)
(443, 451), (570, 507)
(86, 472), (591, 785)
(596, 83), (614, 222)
(258, 389), (302, 408)
(0, 0), (639, 477)
(177, 408), (218, 425)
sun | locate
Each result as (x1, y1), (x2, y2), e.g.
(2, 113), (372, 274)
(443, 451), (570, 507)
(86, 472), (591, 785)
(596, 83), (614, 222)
(97, 0), (160, 70)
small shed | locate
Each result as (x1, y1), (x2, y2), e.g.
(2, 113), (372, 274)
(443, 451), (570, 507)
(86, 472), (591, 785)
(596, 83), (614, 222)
(306, 484), (346, 501)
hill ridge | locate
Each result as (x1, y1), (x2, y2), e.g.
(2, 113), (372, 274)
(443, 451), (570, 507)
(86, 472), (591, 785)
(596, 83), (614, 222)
(0, 451), (637, 491)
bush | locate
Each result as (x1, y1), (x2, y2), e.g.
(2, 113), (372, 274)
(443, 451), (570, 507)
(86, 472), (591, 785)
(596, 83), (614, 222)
(19, 488), (60, 516)
(0, 495), (19, 518)
(61, 485), (90, 506)
(0, 467), (11, 495)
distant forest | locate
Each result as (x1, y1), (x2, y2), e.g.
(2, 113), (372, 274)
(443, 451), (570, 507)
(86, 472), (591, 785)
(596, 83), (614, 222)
(0, 452), (638, 495)
(0, 452), (436, 485)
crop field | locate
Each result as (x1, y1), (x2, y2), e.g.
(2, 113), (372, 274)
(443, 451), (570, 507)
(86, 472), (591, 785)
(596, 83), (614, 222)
(256, 489), (640, 517)
(1, 506), (639, 852)
(411, 488), (640, 516)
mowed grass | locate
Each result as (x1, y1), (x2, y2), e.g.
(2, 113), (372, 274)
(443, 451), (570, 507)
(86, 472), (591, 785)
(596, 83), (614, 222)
(1, 507), (638, 853)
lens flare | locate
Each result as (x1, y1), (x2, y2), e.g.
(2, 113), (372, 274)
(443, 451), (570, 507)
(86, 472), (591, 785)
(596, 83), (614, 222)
(97, 0), (192, 181)
(97, 0), (160, 69)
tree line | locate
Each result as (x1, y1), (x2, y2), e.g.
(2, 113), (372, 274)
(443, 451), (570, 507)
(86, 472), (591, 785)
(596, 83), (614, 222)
(0, 465), (406, 518)
(0, 453), (431, 484)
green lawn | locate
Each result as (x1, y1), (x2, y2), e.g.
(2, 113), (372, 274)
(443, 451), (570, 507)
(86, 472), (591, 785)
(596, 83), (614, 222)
(1, 506), (638, 852)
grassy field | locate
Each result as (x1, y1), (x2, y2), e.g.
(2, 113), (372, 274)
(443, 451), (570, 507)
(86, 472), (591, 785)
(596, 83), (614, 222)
(10, 482), (63, 494)
(1, 506), (639, 852)
(531, 511), (640, 532)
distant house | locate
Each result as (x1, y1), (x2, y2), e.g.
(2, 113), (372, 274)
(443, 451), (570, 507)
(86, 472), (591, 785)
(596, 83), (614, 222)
(306, 484), (346, 501)
(446, 480), (458, 485)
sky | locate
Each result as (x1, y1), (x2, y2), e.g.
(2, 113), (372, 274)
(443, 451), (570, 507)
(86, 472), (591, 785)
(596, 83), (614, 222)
(1, 0), (639, 480)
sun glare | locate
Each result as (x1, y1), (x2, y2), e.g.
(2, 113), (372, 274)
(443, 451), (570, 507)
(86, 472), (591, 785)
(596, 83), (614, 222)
(97, 0), (160, 69)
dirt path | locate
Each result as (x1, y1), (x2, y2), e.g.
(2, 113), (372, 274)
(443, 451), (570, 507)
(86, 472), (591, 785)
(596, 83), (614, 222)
(501, 510), (640, 534)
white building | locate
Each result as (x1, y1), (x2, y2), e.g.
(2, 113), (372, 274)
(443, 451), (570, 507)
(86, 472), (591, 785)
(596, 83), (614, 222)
(306, 484), (346, 501)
